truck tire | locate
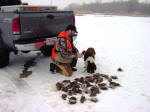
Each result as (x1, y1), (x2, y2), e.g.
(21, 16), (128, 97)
(0, 48), (10, 68)
(40, 45), (54, 56)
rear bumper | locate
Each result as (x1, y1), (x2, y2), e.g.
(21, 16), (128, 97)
(15, 42), (43, 51)
(14, 37), (57, 51)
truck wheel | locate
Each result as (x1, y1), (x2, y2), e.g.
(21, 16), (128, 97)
(0, 48), (10, 68)
(40, 45), (54, 56)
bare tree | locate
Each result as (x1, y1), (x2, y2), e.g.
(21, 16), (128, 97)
(64, 0), (150, 15)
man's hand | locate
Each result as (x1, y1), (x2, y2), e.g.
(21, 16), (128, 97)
(77, 53), (84, 58)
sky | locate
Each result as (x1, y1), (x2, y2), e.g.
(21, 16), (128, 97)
(21, 0), (150, 9)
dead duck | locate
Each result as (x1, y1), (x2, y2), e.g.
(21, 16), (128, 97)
(69, 97), (77, 104)
(90, 98), (99, 103)
(90, 86), (100, 97)
(80, 96), (86, 103)
(62, 94), (67, 100)
(110, 76), (118, 80)
(118, 68), (123, 72)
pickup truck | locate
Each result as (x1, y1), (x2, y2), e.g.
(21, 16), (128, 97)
(0, 5), (75, 68)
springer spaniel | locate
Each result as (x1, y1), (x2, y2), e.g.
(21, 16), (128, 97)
(83, 47), (97, 73)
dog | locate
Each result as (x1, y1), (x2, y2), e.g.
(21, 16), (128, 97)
(82, 47), (97, 73)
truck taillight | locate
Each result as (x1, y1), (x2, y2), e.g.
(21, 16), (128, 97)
(73, 16), (75, 25)
(12, 18), (21, 35)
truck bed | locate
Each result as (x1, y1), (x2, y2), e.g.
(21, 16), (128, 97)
(19, 11), (74, 40)
(0, 5), (75, 48)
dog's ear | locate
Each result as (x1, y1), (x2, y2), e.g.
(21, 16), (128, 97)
(82, 50), (85, 55)
(91, 47), (96, 55)
(93, 49), (96, 55)
(84, 53), (88, 61)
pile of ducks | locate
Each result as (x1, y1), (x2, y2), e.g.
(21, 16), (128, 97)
(56, 73), (121, 104)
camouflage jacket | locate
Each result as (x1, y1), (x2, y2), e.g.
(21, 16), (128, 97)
(56, 37), (78, 59)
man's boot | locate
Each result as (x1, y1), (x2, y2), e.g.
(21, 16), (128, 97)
(71, 58), (77, 72)
(50, 63), (56, 73)
(72, 67), (77, 72)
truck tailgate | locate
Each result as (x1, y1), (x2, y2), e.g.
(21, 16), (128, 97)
(19, 11), (74, 39)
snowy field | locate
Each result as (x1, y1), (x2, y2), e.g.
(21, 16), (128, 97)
(0, 14), (150, 112)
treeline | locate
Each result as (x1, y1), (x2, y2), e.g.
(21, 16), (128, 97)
(64, 0), (150, 15)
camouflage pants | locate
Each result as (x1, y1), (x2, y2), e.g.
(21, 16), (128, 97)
(55, 57), (77, 76)
(56, 64), (72, 76)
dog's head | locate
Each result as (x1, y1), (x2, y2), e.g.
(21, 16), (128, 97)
(83, 47), (96, 61)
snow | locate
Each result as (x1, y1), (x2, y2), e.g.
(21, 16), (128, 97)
(0, 14), (150, 112)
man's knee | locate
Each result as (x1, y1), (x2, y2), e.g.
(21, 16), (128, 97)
(56, 64), (72, 76)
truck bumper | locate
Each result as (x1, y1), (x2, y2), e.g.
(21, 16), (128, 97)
(15, 43), (43, 51)
(14, 37), (57, 51)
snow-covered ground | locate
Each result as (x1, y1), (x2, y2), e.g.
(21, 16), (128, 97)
(0, 14), (150, 112)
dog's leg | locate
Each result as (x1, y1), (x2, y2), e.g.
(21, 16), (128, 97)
(84, 61), (87, 68)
